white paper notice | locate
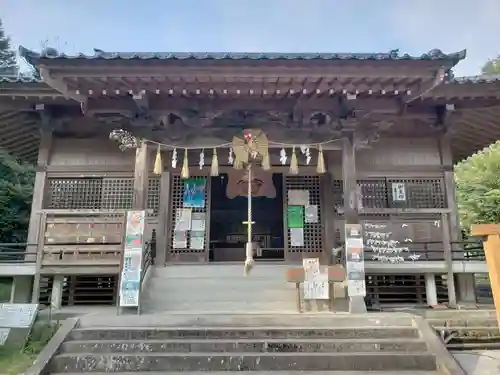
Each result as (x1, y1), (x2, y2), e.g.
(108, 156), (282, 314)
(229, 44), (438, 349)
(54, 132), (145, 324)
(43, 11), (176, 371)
(304, 205), (318, 223)
(175, 208), (192, 231)
(173, 231), (188, 249)
(290, 228), (304, 247)
(191, 212), (206, 232)
(302, 258), (320, 279)
(288, 190), (309, 205)
(304, 273), (329, 300)
(190, 232), (205, 250)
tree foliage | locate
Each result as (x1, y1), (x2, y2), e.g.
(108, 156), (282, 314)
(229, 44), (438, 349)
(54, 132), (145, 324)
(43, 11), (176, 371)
(0, 152), (35, 242)
(0, 18), (17, 75)
(481, 56), (500, 75)
(455, 142), (500, 230)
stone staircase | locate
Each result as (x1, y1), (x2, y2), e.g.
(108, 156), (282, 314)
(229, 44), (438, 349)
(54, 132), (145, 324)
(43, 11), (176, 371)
(141, 264), (298, 313)
(45, 313), (458, 374)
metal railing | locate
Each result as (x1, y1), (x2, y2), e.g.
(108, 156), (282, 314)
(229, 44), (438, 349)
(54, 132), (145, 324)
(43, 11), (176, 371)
(0, 243), (36, 263)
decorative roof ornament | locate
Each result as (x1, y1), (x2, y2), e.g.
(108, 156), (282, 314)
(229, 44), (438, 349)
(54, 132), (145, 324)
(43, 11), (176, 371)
(231, 129), (270, 171)
(109, 129), (138, 151)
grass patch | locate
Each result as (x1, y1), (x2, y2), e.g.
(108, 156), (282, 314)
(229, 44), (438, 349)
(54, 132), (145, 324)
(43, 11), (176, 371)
(0, 322), (59, 375)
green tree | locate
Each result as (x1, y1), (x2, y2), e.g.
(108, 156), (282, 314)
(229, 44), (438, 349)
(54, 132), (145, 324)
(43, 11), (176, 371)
(455, 141), (500, 230)
(0, 152), (35, 242)
(0, 18), (35, 243)
(481, 56), (500, 75)
(0, 18), (17, 76)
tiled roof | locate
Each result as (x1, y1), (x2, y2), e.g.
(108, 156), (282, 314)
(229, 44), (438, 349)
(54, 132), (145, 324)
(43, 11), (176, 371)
(0, 77), (43, 84)
(447, 74), (500, 84)
(19, 46), (466, 64)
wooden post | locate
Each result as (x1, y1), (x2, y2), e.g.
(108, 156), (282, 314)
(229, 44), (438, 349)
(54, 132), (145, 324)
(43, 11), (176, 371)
(155, 169), (171, 266)
(132, 141), (150, 210)
(342, 135), (367, 313)
(30, 124), (52, 303)
(442, 213), (457, 307)
(321, 151), (336, 265)
(471, 224), (500, 328)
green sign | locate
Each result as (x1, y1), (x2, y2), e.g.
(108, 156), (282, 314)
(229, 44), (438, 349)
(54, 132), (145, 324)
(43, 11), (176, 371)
(287, 205), (304, 228)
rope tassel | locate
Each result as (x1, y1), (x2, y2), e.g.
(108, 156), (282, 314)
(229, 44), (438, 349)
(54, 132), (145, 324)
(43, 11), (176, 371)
(289, 146), (299, 175)
(210, 148), (219, 176)
(153, 145), (162, 175)
(316, 145), (326, 174)
(181, 148), (189, 179)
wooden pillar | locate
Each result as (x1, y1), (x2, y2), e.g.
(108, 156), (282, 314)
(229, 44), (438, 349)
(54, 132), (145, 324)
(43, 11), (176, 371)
(342, 135), (367, 313)
(132, 141), (150, 210)
(156, 169), (171, 266)
(30, 125), (52, 303)
(471, 224), (500, 328)
(320, 151), (336, 265)
(439, 135), (459, 307)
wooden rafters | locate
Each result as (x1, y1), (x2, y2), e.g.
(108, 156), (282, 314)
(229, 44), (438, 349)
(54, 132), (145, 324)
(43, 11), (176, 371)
(39, 67), (87, 104)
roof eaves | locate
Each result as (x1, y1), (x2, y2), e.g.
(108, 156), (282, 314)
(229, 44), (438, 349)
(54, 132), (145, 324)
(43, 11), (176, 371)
(18, 46), (467, 64)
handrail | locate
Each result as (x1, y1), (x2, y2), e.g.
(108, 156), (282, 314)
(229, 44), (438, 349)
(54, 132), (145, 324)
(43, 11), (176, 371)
(0, 243), (37, 263)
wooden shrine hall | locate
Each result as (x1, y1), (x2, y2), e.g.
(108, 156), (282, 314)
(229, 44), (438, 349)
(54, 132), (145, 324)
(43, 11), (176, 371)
(0, 46), (499, 312)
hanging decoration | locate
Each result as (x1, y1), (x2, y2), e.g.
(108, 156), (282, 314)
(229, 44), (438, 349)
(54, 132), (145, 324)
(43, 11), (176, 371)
(171, 148), (178, 168)
(211, 148), (219, 177)
(109, 128), (337, 178)
(181, 149), (189, 179)
(280, 148), (287, 165)
(300, 145), (311, 165)
(289, 146), (299, 175)
(316, 145), (325, 174)
(153, 145), (162, 175)
(232, 129), (270, 171)
(199, 149), (205, 170)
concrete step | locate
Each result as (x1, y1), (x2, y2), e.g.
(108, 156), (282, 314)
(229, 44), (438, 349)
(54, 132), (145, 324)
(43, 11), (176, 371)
(51, 352), (437, 372)
(60, 338), (428, 354)
(68, 327), (421, 341)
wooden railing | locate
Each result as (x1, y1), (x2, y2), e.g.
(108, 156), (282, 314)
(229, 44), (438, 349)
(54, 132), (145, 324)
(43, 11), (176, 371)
(40, 211), (126, 267)
(0, 243), (36, 263)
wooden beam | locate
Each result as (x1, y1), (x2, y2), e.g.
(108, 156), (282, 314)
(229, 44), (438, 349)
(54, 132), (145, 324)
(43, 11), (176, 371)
(40, 67), (87, 103)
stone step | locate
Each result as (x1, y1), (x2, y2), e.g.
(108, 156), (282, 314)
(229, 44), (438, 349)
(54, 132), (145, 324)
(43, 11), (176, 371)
(51, 352), (437, 372)
(140, 301), (299, 313)
(52, 371), (441, 375)
(434, 326), (500, 337)
(68, 327), (421, 341)
(153, 264), (290, 279)
(427, 318), (498, 328)
(60, 338), (427, 354)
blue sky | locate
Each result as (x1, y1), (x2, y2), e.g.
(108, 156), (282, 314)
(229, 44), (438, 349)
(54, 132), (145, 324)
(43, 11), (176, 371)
(2, 0), (500, 76)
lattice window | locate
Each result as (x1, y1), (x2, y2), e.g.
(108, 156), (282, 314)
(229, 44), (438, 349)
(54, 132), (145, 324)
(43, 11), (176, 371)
(285, 175), (323, 255)
(387, 178), (445, 208)
(45, 177), (160, 215)
(45, 178), (103, 209)
(330, 178), (446, 210)
(168, 175), (208, 259)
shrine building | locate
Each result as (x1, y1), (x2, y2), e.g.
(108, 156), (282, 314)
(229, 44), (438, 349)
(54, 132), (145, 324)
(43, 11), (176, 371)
(0, 46), (499, 313)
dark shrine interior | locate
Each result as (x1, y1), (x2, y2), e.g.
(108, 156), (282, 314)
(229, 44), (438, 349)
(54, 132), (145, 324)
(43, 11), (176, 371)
(209, 173), (285, 262)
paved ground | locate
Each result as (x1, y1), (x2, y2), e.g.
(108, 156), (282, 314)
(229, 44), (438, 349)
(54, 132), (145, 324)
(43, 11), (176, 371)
(453, 350), (500, 375)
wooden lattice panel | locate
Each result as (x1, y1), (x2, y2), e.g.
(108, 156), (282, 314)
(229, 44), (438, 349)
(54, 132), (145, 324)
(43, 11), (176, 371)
(366, 274), (427, 305)
(45, 177), (160, 215)
(42, 218), (124, 266)
(168, 175), (209, 262)
(285, 175), (323, 262)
